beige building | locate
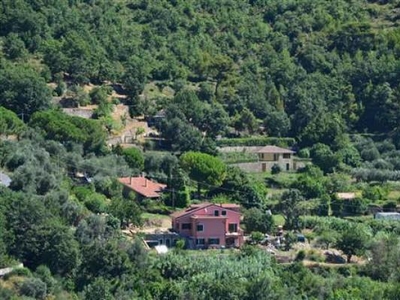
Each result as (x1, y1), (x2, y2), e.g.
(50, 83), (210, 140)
(256, 145), (295, 172)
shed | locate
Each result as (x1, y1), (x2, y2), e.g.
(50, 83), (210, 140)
(0, 172), (11, 187)
(374, 212), (400, 220)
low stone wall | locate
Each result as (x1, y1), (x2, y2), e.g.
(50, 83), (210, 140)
(231, 162), (262, 172)
(218, 146), (262, 153)
(63, 108), (94, 119)
(0, 263), (24, 277)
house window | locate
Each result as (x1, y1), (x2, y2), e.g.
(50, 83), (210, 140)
(208, 238), (220, 245)
(182, 223), (191, 230)
(273, 154), (279, 161)
(283, 153), (291, 159)
(197, 224), (204, 232)
(228, 223), (238, 232)
(214, 210), (219, 216)
(221, 210), (227, 216)
(196, 238), (205, 245)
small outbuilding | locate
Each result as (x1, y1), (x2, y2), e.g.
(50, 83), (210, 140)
(374, 212), (400, 220)
(0, 172), (11, 187)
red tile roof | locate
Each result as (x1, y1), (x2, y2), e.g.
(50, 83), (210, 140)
(219, 203), (241, 208)
(256, 145), (295, 154)
(170, 203), (210, 218)
(118, 177), (166, 198)
(171, 202), (241, 219)
(191, 215), (228, 219)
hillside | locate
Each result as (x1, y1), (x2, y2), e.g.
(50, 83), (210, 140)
(2, 0), (400, 145)
(2, 1), (400, 299)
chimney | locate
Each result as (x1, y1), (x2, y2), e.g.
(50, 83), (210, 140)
(129, 176), (132, 185)
(144, 179), (148, 187)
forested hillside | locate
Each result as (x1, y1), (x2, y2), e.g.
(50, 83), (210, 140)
(2, 0), (400, 144)
(3, 0), (400, 299)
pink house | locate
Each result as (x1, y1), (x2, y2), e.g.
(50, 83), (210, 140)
(171, 203), (244, 249)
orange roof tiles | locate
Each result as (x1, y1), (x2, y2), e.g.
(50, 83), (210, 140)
(118, 177), (166, 198)
(171, 202), (241, 219)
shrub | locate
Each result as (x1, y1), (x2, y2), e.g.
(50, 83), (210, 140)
(122, 147), (144, 171)
(73, 186), (94, 202)
(164, 190), (190, 208)
(361, 147), (380, 161)
(382, 201), (397, 212)
(250, 231), (264, 244)
(3, 267), (32, 280)
(271, 164), (281, 174)
(295, 250), (306, 261)
(19, 278), (47, 300)
(307, 250), (325, 262)
(84, 194), (108, 213)
(298, 148), (310, 158)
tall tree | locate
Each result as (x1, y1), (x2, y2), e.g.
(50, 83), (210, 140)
(0, 64), (52, 118)
(335, 224), (370, 263)
(278, 189), (304, 230)
(0, 107), (26, 137)
(180, 151), (226, 196)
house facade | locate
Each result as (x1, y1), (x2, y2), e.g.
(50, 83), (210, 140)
(118, 176), (166, 200)
(256, 145), (295, 172)
(171, 203), (243, 249)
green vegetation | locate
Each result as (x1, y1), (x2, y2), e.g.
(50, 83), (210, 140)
(2, 0), (400, 298)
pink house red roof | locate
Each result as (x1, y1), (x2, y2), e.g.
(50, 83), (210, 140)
(118, 177), (166, 198)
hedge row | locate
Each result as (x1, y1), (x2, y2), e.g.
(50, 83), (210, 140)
(216, 137), (296, 147)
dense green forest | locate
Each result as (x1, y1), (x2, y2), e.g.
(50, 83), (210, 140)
(2, 0), (400, 143)
(2, 0), (400, 299)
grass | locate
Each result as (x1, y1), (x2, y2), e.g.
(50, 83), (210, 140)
(143, 81), (175, 100)
(273, 214), (285, 227)
(387, 190), (400, 201)
(249, 171), (299, 189)
(142, 213), (171, 220)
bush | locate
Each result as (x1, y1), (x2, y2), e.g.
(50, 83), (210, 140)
(73, 186), (95, 202)
(307, 250), (325, 262)
(19, 278), (47, 300)
(84, 194), (108, 213)
(382, 201), (397, 212)
(250, 231), (264, 244)
(122, 147), (144, 171)
(164, 190), (190, 208)
(34, 266), (57, 295)
(142, 199), (171, 214)
(295, 250), (306, 261)
(271, 164), (281, 174)
(361, 147), (380, 161)
(298, 148), (310, 158)
(3, 267), (32, 280)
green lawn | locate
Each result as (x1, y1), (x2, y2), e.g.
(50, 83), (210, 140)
(251, 171), (300, 187)
(387, 190), (400, 201)
(273, 214), (285, 227)
(142, 213), (171, 220)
